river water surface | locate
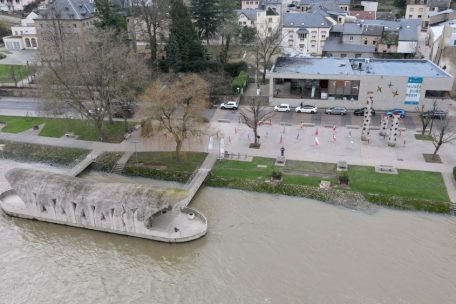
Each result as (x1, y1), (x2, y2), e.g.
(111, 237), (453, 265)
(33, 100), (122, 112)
(0, 164), (456, 303)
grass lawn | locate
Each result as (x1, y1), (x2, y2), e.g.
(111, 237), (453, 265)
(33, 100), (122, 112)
(128, 151), (207, 172)
(415, 134), (433, 141)
(0, 64), (34, 83)
(348, 166), (449, 202)
(212, 158), (338, 186)
(0, 115), (127, 143)
(0, 116), (45, 133)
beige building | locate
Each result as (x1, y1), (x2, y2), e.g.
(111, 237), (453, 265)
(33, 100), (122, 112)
(268, 57), (453, 110)
(34, 0), (95, 60)
(406, 0), (451, 28)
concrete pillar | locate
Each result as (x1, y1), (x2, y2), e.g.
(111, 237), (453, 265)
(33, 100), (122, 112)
(379, 115), (389, 136)
(361, 92), (374, 141)
(388, 113), (400, 147)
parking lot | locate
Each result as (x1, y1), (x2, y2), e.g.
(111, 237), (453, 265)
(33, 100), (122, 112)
(212, 106), (425, 130)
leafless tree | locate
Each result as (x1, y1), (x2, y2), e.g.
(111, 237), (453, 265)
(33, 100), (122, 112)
(252, 19), (284, 84)
(418, 100), (440, 135)
(431, 116), (456, 160)
(239, 98), (275, 147)
(131, 0), (169, 64)
(39, 28), (146, 141)
(140, 73), (209, 160)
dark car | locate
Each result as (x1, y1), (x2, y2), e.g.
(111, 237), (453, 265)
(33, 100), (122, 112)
(421, 110), (447, 120)
(354, 107), (376, 116)
(325, 107), (347, 115)
(113, 106), (135, 118)
(385, 108), (406, 118)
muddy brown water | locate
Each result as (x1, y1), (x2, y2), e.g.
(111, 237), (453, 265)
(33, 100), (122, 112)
(0, 168), (456, 303)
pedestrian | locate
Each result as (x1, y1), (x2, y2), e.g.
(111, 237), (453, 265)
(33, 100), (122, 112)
(300, 101), (303, 108)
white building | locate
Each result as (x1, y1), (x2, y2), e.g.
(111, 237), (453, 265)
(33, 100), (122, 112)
(0, 0), (36, 12)
(235, 9), (257, 27)
(281, 12), (334, 56)
(241, 0), (260, 10)
(256, 9), (281, 38)
(3, 12), (38, 50)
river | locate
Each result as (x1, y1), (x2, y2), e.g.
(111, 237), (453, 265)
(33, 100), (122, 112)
(0, 162), (456, 303)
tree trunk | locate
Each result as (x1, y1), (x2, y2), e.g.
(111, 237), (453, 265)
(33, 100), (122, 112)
(95, 119), (105, 142)
(262, 65), (267, 84)
(253, 127), (258, 145)
(432, 142), (441, 159)
(123, 116), (129, 133)
(175, 139), (183, 161)
(429, 119), (434, 135)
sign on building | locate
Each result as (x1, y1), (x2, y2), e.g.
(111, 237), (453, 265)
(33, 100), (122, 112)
(404, 77), (423, 105)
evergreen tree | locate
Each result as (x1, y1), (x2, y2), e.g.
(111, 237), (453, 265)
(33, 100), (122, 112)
(190, 0), (219, 45)
(93, 0), (127, 32)
(166, 0), (206, 72)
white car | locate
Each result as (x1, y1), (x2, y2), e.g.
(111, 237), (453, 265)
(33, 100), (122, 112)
(220, 101), (238, 110)
(274, 104), (291, 112)
(295, 105), (318, 114)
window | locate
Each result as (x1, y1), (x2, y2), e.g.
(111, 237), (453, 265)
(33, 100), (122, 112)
(355, 54), (361, 58)
(268, 17), (272, 22)
(321, 33), (326, 39)
(31, 38), (37, 48)
(311, 40), (316, 47)
(288, 41), (293, 46)
(73, 24), (77, 28)
(364, 40), (367, 45)
(410, 8), (414, 12)
(299, 33), (306, 41)
(419, 7), (423, 12)
(349, 36), (353, 41)
(417, 15), (422, 18)
(373, 41), (376, 45)
(341, 53), (347, 58)
(25, 38), (30, 47)
(299, 44), (304, 49)
(409, 15), (413, 18)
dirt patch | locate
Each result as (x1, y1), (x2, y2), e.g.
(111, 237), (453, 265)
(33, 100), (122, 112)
(423, 154), (442, 163)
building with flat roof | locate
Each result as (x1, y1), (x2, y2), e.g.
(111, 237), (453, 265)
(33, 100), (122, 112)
(268, 57), (453, 110)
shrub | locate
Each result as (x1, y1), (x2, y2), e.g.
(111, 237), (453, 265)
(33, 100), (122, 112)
(224, 61), (248, 78)
(231, 71), (249, 93)
(91, 152), (124, 172)
(123, 166), (191, 183)
(0, 53), (6, 60)
(0, 140), (89, 167)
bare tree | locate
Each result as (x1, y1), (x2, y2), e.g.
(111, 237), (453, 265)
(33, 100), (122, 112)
(418, 100), (439, 135)
(40, 28), (146, 141)
(239, 98), (275, 147)
(431, 116), (456, 160)
(252, 18), (283, 84)
(140, 73), (209, 160)
(131, 0), (169, 64)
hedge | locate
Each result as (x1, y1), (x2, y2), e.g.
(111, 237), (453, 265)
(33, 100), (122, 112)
(123, 166), (192, 183)
(224, 61), (248, 78)
(231, 71), (249, 93)
(90, 152), (124, 172)
(0, 140), (90, 167)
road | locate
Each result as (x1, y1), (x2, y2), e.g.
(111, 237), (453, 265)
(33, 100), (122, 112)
(0, 97), (454, 130)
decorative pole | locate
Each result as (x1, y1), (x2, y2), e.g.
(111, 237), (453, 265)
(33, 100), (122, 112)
(361, 91), (374, 141)
(379, 115), (389, 137)
(388, 113), (400, 147)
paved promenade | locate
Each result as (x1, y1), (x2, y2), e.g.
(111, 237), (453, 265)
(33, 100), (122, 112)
(0, 111), (455, 209)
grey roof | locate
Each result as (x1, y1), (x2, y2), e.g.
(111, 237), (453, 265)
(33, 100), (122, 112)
(362, 24), (383, 36)
(308, 2), (346, 14)
(342, 23), (364, 35)
(282, 12), (332, 28)
(428, 8), (454, 17)
(427, 0), (451, 9)
(299, 0), (350, 5)
(38, 0), (94, 20)
(271, 57), (452, 78)
(235, 9), (257, 21)
(330, 23), (344, 32)
(323, 38), (375, 52)
(339, 19), (421, 41)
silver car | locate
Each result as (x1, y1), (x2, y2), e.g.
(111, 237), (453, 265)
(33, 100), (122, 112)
(325, 107), (347, 115)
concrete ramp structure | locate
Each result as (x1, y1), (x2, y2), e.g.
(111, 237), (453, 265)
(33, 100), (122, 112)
(0, 168), (207, 243)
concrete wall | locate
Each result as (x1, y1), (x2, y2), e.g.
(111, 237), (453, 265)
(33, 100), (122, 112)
(398, 40), (418, 53)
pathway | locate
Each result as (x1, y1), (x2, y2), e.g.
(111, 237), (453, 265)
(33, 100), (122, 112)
(68, 149), (104, 177)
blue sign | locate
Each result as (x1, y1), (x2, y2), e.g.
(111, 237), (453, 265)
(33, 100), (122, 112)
(404, 77), (423, 105)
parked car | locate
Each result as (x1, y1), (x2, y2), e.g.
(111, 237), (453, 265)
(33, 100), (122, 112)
(295, 105), (318, 114)
(385, 108), (406, 118)
(325, 107), (347, 115)
(421, 110), (447, 120)
(274, 104), (291, 112)
(220, 101), (238, 110)
(113, 106), (135, 118)
(354, 107), (376, 116)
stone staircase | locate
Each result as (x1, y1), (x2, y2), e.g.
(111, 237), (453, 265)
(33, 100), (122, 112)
(110, 151), (134, 175)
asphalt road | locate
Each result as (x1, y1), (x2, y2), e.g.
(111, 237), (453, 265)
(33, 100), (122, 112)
(0, 97), (453, 130)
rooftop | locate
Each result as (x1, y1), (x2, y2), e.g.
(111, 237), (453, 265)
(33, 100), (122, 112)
(323, 38), (376, 52)
(282, 12), (332, 28)
(37, 0), (95, 20)
(271, 57), (452, 78)
(235, 9), (257, 20)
